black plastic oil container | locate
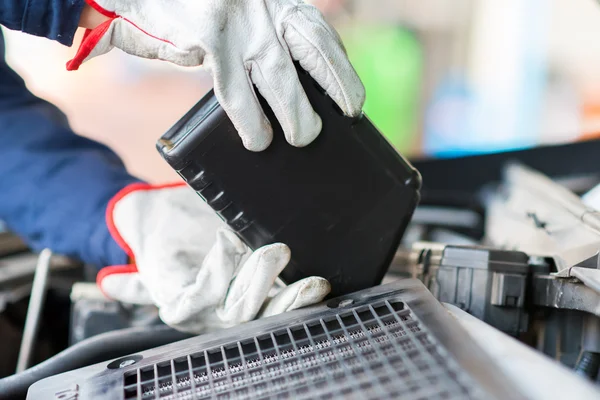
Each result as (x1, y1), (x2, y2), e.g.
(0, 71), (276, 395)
(157, 66), (421, 297)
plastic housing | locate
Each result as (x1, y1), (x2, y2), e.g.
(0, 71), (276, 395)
(157, 66), (421, 296)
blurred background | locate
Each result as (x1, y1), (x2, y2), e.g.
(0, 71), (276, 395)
(3, 0), (600, 183)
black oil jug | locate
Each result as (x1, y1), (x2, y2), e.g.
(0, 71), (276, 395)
(157, 66), (421, 297)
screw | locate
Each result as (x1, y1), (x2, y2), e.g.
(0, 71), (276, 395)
(119, 359), (136, 368)
(339, 299), (354, 307)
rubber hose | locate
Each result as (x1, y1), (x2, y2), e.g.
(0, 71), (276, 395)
(574, 351), (600, 380)
(0, 325), (194, 400)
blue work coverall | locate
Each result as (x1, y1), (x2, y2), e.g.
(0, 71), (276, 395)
(0, 0), (140, 268)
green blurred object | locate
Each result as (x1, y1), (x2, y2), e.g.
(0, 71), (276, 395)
(340, 25), (422, 152)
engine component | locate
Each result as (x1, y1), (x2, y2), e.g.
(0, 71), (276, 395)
(0, 244), (84, 378)
(16, 249), (52, 373)
(574, 351), (600, 380)
(157, 64), (421, 297)
(26, 279), (527, 400)
(69, 283), (161, 345)
(390, 242), (550, 335)
(0, 229), (27, 258)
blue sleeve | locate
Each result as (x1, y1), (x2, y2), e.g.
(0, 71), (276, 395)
(1, 0), (84, 46)
(0, 31), (141, 268)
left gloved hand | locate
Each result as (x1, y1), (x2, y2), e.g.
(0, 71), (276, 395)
(67, 0), (365, 152)
(98, 183), (331, 333)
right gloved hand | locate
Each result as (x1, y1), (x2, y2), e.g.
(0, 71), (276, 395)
(69, 0), (365, 152)
(98, 183), (331, 333)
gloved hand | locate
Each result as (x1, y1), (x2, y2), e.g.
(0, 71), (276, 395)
(68, 0), (365, 151)
(98, 183), (331, 333)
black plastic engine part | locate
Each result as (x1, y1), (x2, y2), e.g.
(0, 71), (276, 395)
(157, 65), (421, 297)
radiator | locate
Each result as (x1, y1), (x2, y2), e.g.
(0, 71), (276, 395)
(28, 279), (526, 400)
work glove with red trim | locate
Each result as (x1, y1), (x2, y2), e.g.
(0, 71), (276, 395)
(99, 183), (331, 333)
(67, 0), (365, 152)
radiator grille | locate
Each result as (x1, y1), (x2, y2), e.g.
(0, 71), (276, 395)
(123, 300), (482, 400)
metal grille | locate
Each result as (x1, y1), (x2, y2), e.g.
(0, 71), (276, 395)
(123, 300), (483, 400)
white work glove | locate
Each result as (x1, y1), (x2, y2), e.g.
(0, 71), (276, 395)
(98, 183), (331, 333)
(68, 0), (365, 151)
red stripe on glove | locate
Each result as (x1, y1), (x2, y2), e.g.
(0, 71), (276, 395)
(84, 0), (174, 46)
(66, 18), (114, 71)
(120, 18), (177, 47)
(97, 264), (138, 284)
(96, 263), (137, 298)
(85, 0), (118, 19)
(99, 182), (186, 299)
(105, 182), (187, 263)
(67, 0), (177, 71)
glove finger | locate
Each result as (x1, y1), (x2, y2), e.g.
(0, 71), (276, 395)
(217, 243), (291, 325)
(249, 48), (322, 148)
(211, 60), (274, 151)
(97, 265), (154, 305)
(258, 276), (331, 318)
(158, 229), (249, 331)
(284, 6), (365, 117)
